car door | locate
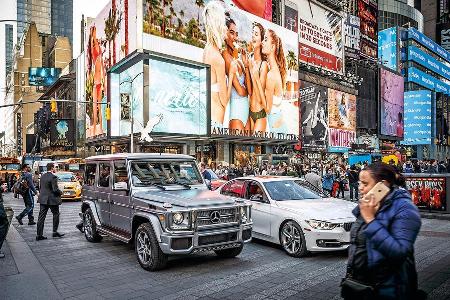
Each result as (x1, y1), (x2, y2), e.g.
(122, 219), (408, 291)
(245, 180), (271, 237)
(96, 162), (112, 227)
(109, 160), (131, 233)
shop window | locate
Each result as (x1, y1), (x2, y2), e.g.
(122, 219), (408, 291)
(85, 163), (96, 186)
(221, 180), (245, 198)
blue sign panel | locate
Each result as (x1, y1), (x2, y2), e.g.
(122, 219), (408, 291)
(28, 67), (61, 86)
(401, 90), (432, 145)
(407, 67), (450, 95)
(407, 46), (450, 80)
(378, 27), (398, 71)
(403, 27), (450, 63)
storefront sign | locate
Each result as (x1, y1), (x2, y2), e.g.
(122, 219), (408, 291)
(378, 27), (398, 71)
(344, 14), (361, 59)
(405, 177), (447, 211)
(297, 0), (344, 73)
(49, 119), (75, 148)
(300, 82), (328, 148)
(403, 27), (450, 62)
(407, 67), (450, 95)
(380, 68), (404, 138)
(358, 0), (378, 61)
(401, 90), (432, 145)
(407, 46), (450, 82)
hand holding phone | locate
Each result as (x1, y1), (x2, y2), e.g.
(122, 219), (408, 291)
(359, 182), (390, 223)
(363, 182), (390, 205)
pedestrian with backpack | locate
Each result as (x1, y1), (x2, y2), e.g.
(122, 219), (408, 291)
(15, 164), (38, 226)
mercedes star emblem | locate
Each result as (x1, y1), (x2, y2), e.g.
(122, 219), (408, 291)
(210, 211), (221, 224)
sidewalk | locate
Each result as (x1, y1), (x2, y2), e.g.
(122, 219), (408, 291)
(0, 223), (61, 300)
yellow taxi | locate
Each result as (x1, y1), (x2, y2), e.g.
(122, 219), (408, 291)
(55, 172), (82, 200)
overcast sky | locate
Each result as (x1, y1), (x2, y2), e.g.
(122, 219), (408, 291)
(72, 0), (109, 58)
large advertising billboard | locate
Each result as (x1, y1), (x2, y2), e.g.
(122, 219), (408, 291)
(401, 90), (432, 145)
(110, 58), (208, 137)
(143, 0), (299, 141)
(297, 0), (344, 73)
(437, 23), (450, 52)
(406, 46), (450, 83)
(49, 119), (75, 148)
(403, 27), (450, 62)
(358, 0), (377, 61)
(300, 82), (328, 148)
(378, 27), (398, 71)
(328, 89), (356, 151)
(28, 68), (61, 86)
(406, 177), (447, 211)
(344, 14), (361, 60)
(407, 67), (450, 95)
(380, 68), (404, 138)
(84, 0), (137, 139)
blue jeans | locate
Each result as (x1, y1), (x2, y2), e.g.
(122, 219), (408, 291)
(349, 183), (359, 200)
(17, 190), (34, 222)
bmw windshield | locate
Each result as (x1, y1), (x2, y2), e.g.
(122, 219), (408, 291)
(130, 161), (203, 187)
(263, 180), (322, 201)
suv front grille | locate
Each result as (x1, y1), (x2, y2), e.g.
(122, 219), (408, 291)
(196, 208), (237, 227)
(343, 222), (354, 232)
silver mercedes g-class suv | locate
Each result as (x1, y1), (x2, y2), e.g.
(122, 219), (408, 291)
(79, 153), (252, 271)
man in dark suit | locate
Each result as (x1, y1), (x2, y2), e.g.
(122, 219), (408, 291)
(36, 163), (64, 241)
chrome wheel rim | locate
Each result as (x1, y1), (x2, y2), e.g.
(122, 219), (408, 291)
(83, 212), (93, 239)
(281, 222), (302, 255)
(136, 231), (152, 265)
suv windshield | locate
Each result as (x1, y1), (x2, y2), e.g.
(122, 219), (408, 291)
(130, 161), (203, 187)
(263, 180), (322, 201)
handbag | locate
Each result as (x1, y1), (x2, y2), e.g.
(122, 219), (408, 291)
(341, 277), (376, 300)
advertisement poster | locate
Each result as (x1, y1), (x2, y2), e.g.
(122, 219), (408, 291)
(406, 177), (447, 211)
(297, 0), (343, 73)
(328, 89), (356, 151)
(344, 14), (360, 59)
(85, 0), (137, 139)
(358, 0), (377, 61)
(300, 82), (328, 148)
(380, 68), (404, 138)
(28, 68), (61, 86)
(143, 0), (299, 140)
(284, 1), (298, 33)
(230, 0), (272, 21)
(378, 27), (398, 71)
(401, 90), (432, 145)
(50, 119), (75, 148)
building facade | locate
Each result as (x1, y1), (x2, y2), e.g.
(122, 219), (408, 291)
(378, 0), (424, 31)
(51, 0), (73, 48)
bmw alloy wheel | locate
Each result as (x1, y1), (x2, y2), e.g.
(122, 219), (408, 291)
(280, 221), (307, 257)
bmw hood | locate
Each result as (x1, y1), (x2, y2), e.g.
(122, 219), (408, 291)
(133, 189), (241, 209)
(275, 198), (357, 222)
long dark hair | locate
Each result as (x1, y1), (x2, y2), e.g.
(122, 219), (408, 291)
(364, 162), (406, 188)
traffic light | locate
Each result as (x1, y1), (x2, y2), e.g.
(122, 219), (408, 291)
(106, 104), (111, 121)
(50, 98), (57, 113)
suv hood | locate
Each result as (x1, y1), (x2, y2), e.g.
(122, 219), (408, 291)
(133, 189), (241, 209)
(275, 198), (356, 222)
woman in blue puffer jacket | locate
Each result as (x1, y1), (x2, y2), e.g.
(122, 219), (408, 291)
(343, 162), (422, 300)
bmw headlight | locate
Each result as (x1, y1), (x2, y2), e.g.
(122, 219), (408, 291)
(170, 212), (191, 230)
(305, 219), (337, 230)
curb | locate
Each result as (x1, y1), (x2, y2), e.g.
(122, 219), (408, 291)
(420, 212), (450, 221)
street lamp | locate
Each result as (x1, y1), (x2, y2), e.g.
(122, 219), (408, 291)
(119, 71), (143, 153)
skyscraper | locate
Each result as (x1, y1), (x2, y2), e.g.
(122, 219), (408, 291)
(51, 0), (73, 46)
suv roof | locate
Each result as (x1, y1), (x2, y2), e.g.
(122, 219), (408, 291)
(85, 153), (195, 162)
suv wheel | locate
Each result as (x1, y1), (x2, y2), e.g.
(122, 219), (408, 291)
(135, 223), (168, 271)
(83, 208), (102, 243)
(214, 244), (243, 258)
(279, 221), (308, 257)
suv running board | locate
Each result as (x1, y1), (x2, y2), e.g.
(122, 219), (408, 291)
(98, 226), (132, 243)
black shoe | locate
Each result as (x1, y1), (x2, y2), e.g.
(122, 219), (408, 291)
(76, 222), (84, 233)
(52, 232), (65, 238)
(36, 236), (48, 241)
(28, 221), (36, 225)
(16, 216), (23, 225)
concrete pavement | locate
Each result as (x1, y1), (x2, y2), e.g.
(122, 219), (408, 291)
(1, 191), (450, 300)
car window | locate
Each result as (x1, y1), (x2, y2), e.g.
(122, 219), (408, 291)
(221, 180), (245, 198)
(98, 163), (111, 188)
(263, 180), (322, 201)
(85, 163), (96, 186)
(246, 181), (267, 202)
(113, 161), (128, 184)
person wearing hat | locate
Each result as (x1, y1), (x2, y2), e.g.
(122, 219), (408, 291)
(304, 167), (323, 193)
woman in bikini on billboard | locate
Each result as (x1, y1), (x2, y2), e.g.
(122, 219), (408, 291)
(202, 1), (235, 129)
(247, 22), (269, 133)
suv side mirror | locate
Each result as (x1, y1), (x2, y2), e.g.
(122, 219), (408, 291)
(113, 182), (128, 191)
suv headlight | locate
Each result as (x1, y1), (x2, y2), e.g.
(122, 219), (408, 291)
(240, 206), (251, 224)
(169, 212), (191, 230)
(305, 219), (337, 230)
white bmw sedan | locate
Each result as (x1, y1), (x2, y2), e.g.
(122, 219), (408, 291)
(217, 176), (357, 257)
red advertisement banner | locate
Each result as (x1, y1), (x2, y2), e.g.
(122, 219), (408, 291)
(299, 44), (343, 72)
(406, 177), (447, 211)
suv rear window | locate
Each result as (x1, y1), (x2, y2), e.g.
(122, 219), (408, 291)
(85, 164), (96, 186)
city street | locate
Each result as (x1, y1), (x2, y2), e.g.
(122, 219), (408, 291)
(0, 192), (449, 300)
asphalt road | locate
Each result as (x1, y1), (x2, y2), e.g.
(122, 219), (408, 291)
(1, 192), (450, 300)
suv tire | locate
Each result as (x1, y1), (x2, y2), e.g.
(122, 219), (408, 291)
(83, 208), (102, 243)
(214, 244), (243, 258)
(135, 223), (168, 271)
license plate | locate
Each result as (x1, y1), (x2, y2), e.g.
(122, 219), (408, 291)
(63, 192), (71, 196)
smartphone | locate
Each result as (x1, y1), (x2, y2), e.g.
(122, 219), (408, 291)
(364, 182), (390, 204)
